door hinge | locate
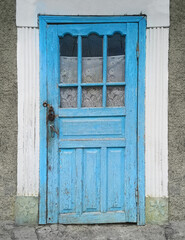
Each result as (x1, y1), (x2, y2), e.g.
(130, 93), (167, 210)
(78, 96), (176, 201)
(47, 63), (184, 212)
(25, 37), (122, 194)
(135, 187), (138, 205)
(136, 42), (140, 59)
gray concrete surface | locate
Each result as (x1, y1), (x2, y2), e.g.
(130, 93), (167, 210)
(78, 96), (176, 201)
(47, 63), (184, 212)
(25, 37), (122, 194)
(0, 221), (185, 240)
(168, 0), (185, 221)
(0, 0), (17, 220)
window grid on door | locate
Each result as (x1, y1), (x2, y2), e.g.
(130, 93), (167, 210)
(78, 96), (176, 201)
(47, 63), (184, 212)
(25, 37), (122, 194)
(58, 34), (126, 108)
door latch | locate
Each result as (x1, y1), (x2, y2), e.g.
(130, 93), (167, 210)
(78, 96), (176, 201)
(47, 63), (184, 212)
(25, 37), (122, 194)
(50, 124), (59, 138)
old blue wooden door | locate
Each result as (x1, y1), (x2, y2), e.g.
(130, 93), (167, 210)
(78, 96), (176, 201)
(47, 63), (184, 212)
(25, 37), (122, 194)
(46, 22), (138, 224)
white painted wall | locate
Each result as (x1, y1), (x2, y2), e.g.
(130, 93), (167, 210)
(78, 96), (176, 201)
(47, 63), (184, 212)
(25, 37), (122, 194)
(145, 28), (169, 197)
(17, 28), (39, 196)
(17, 26), (169, 198)
(16, 0), (169, 27)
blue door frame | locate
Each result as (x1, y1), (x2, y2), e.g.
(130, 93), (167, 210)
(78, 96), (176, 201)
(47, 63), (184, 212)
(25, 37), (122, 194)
(39, 16), (146, 225)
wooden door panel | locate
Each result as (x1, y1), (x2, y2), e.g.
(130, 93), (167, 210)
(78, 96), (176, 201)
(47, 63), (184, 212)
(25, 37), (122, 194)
(83, 148), (101, 212)
(60, 117), (125, 138)
(59, 149), (76, 213)
(107, 148), (125, 211)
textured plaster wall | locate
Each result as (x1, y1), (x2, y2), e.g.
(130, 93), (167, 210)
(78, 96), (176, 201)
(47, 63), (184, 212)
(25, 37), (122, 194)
(169, 0), (185, 220)
(0, 0), (17, 220)
(16, 0), (169, 27)
(2, 0), (185, 223)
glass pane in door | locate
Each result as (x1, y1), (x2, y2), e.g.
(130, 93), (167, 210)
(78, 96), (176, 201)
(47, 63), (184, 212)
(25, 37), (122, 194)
(82, 87), (102, 107)
(60, 35), (78, 84)
(107, 33), (125, 83)
(106, 86), (125, 107)
(60, 87), (77, 108)
(82, 34), (103, 83)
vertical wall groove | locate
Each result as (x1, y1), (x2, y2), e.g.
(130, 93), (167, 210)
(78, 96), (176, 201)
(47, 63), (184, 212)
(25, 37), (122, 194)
(145, 27), (169, 197)
(17, 28), (39, 196)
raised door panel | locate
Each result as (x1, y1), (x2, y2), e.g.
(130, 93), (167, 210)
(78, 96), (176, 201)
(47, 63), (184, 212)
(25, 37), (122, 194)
(107, 148), (125, 211)
(83, 149), (101, 212)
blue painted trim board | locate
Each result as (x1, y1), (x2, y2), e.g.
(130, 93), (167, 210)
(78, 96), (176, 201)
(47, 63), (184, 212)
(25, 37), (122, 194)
(77, 35), (82, 108)
(103, 35), (107, 107)
(39, 15), (145, 24)
(46, 25), (60, 223)
(58, 82), (126, 88)
(58, 107), (126, 117)
(59, 211), (126, 224)
(124, 23), (138, 222)
(137, 17), (146, 225)
(39, 16), (47, 224)
(58, 139), (126, 148)
(57, 23), (127, 37)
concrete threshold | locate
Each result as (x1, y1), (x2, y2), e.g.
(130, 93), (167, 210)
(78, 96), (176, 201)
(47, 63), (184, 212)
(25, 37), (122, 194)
(0, 220), (185, 240)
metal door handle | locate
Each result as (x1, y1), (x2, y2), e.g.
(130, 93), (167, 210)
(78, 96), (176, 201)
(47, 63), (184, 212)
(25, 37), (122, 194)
(50, 125), (59, 137)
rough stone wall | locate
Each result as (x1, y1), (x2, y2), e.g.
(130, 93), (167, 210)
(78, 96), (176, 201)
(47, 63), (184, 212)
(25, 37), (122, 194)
(169, 0), (185, 220)
(0, 0), (17, 220)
